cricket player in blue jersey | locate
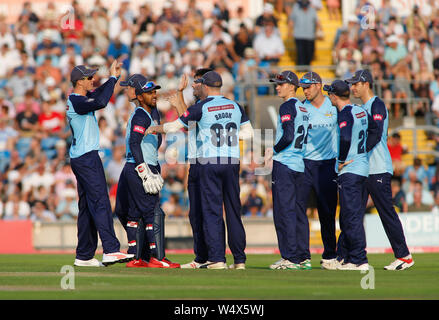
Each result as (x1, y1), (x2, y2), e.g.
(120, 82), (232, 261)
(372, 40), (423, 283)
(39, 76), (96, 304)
(67, 62), (133, 267)
(266, 71), (309, 270)
(296, 71), (339, 270)
(148, 71), (254, 269)
(347, 69), (414, 270)
(161, 68), (214, 269)
(324, 80), (371, 271)
(115, 74), (180, 268)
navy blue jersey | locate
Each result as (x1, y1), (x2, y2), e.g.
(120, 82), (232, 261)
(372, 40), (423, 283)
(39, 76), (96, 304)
(125, 106), (162, 167)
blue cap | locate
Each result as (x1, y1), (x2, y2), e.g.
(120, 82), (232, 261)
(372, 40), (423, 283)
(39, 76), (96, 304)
(120, 74), (161, 95)
(269, 70), (299, 86)
(299, 71), (322, 88)
(323, 80), (350, 96)
(70, 65), (98, 83)
(194, 71), (223, 87)
(345, 69), (373, 85)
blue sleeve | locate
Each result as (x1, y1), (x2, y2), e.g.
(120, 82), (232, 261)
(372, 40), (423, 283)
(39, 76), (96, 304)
(70, 77), (117, 115)
(129, 109), (151, 166)
(274, 101), (296, 153)
(178, 100), (207, 127)
(338, 109), (354, 162)
(366, 98), (387, 152)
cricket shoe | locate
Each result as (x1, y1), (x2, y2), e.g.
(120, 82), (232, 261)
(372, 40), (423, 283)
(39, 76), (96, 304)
(269, 258), (301, 270)
(102, 252), (134, 266)
(337, 262), (370, 271)
(181, 260), (206, 269)
(74, 258), (104, 267)
(384, 255), (414, 270)
(229, 263), (246, 270)
(199, 262), (227, 269)
(320, 258), (343, 270)
(148, 257), (180, 268)
(126, 259), (150, 268)
(299, 259), (312, 270)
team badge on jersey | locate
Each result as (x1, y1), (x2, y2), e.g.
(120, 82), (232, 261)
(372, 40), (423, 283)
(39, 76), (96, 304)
(339, 121), (347, 129)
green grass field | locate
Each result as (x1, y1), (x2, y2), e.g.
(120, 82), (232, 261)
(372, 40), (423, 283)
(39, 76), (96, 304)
(0, 253), (438, 300)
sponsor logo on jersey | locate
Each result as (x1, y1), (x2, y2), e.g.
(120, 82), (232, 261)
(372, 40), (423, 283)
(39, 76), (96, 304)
(373, 114), (383, 121)
(183, 110), (189, 117)
(355, 111), (366, 118)
(339, 121), (347, 128)
(133, 125), (146, 134)
(208, 104), (234, 112)
(281, 114), (291, 122)
(324, 113), (333, 117)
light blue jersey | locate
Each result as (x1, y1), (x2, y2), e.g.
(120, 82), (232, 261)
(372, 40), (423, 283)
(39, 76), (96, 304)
(337, 105), (369, 177)
(302, 96), (338, 160)
(179, 96), (249, 160)
(66, 94), (100, 159)
(66, 76), (118, 159)
(362, 96), (393, 175)
(126, 107), (160, 166)
(273, 97), (309, 172)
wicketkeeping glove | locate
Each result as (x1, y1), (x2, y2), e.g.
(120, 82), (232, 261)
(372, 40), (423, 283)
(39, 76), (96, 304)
(135, 163), (163, 194)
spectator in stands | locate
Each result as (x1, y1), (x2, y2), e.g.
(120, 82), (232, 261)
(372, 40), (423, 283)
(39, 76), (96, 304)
(391, 179), (408, 213)
(243, 186), (264, 217)
(30, 200), (56, 222)
(377, 0), (398, 25)
(228, 6), (254, 36)
(255, 3), (278, 33)
(384, 35), (409, 69)
(403, 157), (429, 188)
(38, 100), (64, 138)
(105, 143), (125, 186)
(162, 193), (184, 218)
(391, 62), (412, 118)
(5, 66), (34, 101)
(15, 95), (39, 137)
(56, 188), (79, 221)
(387, 132), (407, 179)
(429, 17), (439, 58)
(153, 20), (178, 53)
(233, 23), (254, 59)
(22, 156), (55, 194)
(407, 181), (433, 212)
(107, 38), (130, 71)
(431, 191), (439, 214)
(288, 0), (321, 66)
(0, 118), (18, 155)
(253, 19), (285, 65)
(406, 180), (434, 208)
(3, 191), (31, 220)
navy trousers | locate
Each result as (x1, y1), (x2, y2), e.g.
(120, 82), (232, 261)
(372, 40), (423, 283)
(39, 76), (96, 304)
(70, 150), (120, 260)
(296, 158), (338, 261)
(188, 162), (208, 263)
(337, 173), (369, 265)
(115, 162), (160, 259)
(199, 161), (246, 264)
(366, 173), (410, 258)
(272, 160), (303, 264)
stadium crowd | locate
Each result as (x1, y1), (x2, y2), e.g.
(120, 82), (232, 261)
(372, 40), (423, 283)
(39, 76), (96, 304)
(1, 0), (439, 223)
